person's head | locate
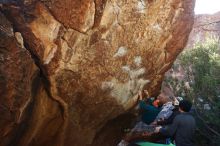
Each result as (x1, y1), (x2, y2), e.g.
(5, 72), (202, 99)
(179, 100), (192, 112)
(152, 99), (161, 107)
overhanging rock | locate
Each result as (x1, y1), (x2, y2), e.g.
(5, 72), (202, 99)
(0, 0), (195, 145)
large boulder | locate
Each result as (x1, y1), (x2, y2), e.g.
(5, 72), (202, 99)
(0, 0), (195, 145)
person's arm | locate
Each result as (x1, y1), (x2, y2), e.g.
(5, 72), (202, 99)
(139, 100), (156, 111)
(156, 111), (178, 125)
(155, 116), (180, 137)
(156, 118), (172, 126)
(160, 116), (179, 136)
(124, 90), (150, 110)
(124, 94), (139, 110)
(138, 90), (157, 111)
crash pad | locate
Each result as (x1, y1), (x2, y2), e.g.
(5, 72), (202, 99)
(136, 141), (175, 146)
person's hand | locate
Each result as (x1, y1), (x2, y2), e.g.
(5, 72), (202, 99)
(150, 121), (157, 125)
(173, 97), (179, 105)
(143, 90), (149, 98)
(154, 126), (162, 133)
(158, 118), (164, 122)
(138, 90), (143, 100)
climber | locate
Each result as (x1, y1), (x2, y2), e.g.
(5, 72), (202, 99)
(138, 90), (162, 125)
(118, 90), (162, 146)
(128, 90), (162, 134)
(127, 96), (183, 145)
(126, 94), (179, 144)
(154, 100), (196, 146)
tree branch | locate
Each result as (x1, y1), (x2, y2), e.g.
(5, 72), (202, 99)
(194, 105), (220, 137)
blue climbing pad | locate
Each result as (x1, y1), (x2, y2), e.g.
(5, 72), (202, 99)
(136, 141), (175, 146)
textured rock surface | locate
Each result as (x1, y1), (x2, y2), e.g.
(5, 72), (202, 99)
(0, 11), (38, 146)
(0, 0), (195, 145)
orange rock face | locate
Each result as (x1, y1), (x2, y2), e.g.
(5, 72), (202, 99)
(0, 0), (195, 145)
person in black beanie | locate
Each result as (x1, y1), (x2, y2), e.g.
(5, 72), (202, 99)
(155, 100), (196, 146)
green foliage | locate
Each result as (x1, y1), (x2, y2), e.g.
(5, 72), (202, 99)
(179, 39), (220, 98)
(177, 39), (220, 146)
(163, 38), (220, 145)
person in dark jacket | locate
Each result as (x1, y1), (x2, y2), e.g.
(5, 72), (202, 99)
(118, 91), (162, 146)
(138, 91), (162, 125)
(155, 100), (196, 146)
